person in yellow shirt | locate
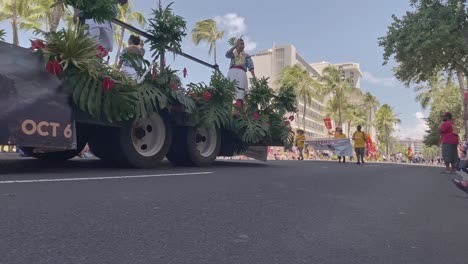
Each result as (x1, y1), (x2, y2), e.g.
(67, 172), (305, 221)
(352, 125), (367, 165)
(334, 127), (347, 163)
(295, 129), (306, 160)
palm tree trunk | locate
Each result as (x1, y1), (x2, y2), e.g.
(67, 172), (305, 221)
(367, 107), (371, 134)
(12, 0), (19, 46)
(50, 5), (63, 32)
(347, 120), (351, 138)
(385, 125), (389, 157)
(338, 103), (342, 127)
(160, 51), (166, 73)
(114, 27), (125, 65)
(213, 42), (217, 65)
(303, 98), (306, 131)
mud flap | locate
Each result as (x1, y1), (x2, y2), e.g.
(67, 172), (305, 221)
(0, 41), (76, 150)
(242, 146), (268, 162)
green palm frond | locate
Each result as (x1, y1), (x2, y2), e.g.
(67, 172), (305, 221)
(0, 29), (5, 41)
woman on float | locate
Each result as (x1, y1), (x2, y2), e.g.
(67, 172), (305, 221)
(225, 38), (256, 105)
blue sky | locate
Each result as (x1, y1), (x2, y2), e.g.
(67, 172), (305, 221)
(0, 0), (428, 139)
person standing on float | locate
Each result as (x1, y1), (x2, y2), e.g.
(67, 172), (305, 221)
(226, 39), (256, 104)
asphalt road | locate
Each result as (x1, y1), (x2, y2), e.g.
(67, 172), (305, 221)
(1, 158), (468, 264)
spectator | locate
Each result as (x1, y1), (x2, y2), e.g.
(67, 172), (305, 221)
(352, 125), (367, 165)
(439, 112), (459, 174)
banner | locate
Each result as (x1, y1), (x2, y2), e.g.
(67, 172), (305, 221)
(305, 138), (354, 157)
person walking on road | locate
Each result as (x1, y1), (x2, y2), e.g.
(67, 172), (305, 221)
(352, 125), (366, 165)
(334, 127), (347, 163)
(440, 112), (459, 174)
(295, 129), (306, 160)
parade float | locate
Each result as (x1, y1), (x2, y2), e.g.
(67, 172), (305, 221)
(0, 1), (297, 168)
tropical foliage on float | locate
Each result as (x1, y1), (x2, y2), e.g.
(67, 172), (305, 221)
(28, 0), (297, 148)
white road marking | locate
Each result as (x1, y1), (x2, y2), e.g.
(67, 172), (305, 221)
(0, 172), (213, 184)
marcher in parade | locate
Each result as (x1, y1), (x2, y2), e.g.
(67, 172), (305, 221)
(226, 38), (256, 105)
(352, 125), (367, 165)
(73, 0), (128, 53)
(295, 129), (306, 160)
(439, 112), (459, 174)
(334, 127), (347, 163)
(118, 35), (144, 81)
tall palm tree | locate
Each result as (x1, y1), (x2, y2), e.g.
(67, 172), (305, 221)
(191, 19), (224, 65)
(34, 0), (64, 32)
(278, 64), (321, 131)
(0, 0), (43, 45)
(113, 2), (146, 65)
(319, 66), (358, 127)
(342, 103), (366, 138)
(362, 92), (380, 134)
(375, 104), (400, 156)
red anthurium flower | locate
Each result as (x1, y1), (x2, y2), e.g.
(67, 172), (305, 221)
(234, 100), (243, 108)
(253, 111), (260, 120)
(170, 82), (178, 90)
(46, 60), (62, 75)
(102, 78), (115, 93)
(203, 91), (213, 101)
(97, 45), (109, 58)
(30, 39), (46, 50)
(183, 67), (187, 78)
(289, 115), (295, 121)
(284, 121), (290, 126)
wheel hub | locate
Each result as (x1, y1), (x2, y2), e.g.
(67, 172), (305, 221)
(131, 114), (166, 157)
(195, 127), (217, 158)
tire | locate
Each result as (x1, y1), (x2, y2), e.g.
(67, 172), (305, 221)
(167, 126), (221, 167)
(21, 123), (92, 161)
(118, 113), (172, 169)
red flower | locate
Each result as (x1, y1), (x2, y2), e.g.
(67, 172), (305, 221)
(284, 121), (290, 126)
(30, 39), (45, 50)
(102, 78), (115, 93)
(234, 100), (243, 108)
(289, 115), (295, 121)
(203, 91), (213, 101)
(46, 60), (62, 75)
(253, 111), (260, 120)
(170, 82), (178, 90)
(183, 67), (187, 78)
(97, 45), (109, 58)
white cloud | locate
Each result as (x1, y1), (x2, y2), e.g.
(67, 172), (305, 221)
(395, 112), (429, 140)
(362, 71), (396, 87)
(214, 13), (257, 51)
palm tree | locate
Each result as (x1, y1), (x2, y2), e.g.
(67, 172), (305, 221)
(319, 66), (359, 127)
(113, 2), (146, 65)
(277, 64), (321, 131)
(28, 0), (65, 32)
(0, 0), (43, 45)
(342, 103), (366, 138)
(191, 19), (224, 65)
(362, 92), (380, 134)
(0, 29), (5, 41)
(375, 104), (400, 156)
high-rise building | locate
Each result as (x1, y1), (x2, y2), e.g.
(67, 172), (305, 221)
(250, 45), (327, 138)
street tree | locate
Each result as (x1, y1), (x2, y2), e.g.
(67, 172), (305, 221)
(379, 0), (468, 128)
(192, 19), (224, 65)
(362, 92), (380, 134)
(0, 0), (43, 45)
(375, 104), (401, 156)
(277, 64), (321, 131)
(319, 66), (359, 127)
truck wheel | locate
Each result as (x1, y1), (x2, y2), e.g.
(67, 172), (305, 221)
(119, 113), (172, 168)
(21, 123), (91, 161)
(167, 126), (220, 167)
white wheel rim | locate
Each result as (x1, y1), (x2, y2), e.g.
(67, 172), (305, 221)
(131, 114), (166, 157)
(196, 127), (217, 158)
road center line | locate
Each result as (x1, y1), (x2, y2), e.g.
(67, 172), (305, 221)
(0, 172), (214, 184)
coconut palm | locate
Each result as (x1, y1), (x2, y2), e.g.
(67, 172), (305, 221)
(319, 66), (359, 127)
(191, 19), (224, 65)
(375, 104), (400, 156)
(0, 29), (5, 41)
(0, 0), (43, 45)
(30, 0), (65, 32)
(362, 92), (379, 134)
(414, 74), (446, 110)
(342, 103), (366, 138)
(278, 64), (321, 131)
(113, 2), (146, 65)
